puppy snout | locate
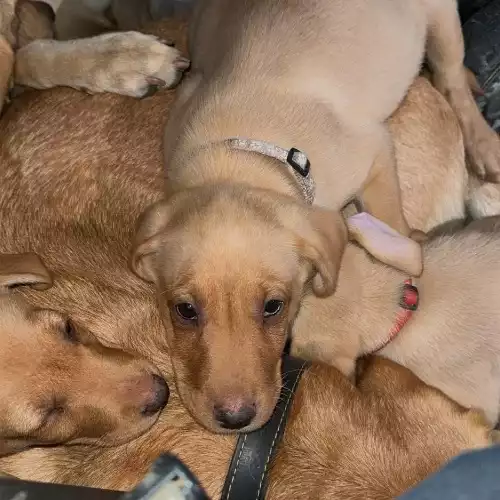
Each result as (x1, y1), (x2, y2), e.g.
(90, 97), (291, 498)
(141, 374), (169, 417)
(213, 399), (257, 430)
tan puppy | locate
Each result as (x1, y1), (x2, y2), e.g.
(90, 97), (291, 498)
(129, 0), (495, 433)
(0, 252), (168, 457)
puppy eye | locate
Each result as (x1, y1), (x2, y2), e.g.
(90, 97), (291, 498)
(175, 303), (198, 322)
(46, 403), (65, 421)
(263, 299), (284, 318)
(62, 319), (79, 343)
(39, 397), (66, 429)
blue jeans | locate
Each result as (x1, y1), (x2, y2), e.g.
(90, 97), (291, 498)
(399, 446), (500, 499)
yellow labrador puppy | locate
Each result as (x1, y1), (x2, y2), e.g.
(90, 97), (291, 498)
(130, 0), (499, 434)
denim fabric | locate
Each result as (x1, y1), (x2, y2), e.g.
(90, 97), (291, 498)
(399, 446), (500, 499)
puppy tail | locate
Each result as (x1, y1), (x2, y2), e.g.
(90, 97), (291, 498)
(465, 67), (485, 97)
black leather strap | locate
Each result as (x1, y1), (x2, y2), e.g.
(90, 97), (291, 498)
(220, 356), (310, 500)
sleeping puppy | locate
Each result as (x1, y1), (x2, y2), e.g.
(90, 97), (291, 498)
(293, 214), (500, 428)
(130, 0), (499, 434)
(0, 2), (186, 459)
(0, 253), (168, 457)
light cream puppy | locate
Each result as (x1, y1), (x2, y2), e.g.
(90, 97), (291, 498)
(294, 213), (500, 428)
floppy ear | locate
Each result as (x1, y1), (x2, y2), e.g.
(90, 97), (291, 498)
(0, 253), (52, 291)
(131, 200), (172, 283)
(297, 207), (348, 298)
(347, 212), (423, 276)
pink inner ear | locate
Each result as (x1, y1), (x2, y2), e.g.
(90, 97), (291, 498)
(346, 212), (423, 277)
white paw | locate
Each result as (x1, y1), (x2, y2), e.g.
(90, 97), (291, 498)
(82, 31), (190, 98)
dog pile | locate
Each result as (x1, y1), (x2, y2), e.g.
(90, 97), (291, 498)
(0, 0), (499, 498)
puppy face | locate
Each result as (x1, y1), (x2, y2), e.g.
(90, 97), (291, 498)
(0, 252), (168, 455)
(0, 295), (169, 455)
(132, 186), (347, 432)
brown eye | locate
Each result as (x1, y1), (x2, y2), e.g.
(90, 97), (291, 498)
(62, 319), (79, 343)
(175, 303), (198, 322)
(263, 299), (284, 318)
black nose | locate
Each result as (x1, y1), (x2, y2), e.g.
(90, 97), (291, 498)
(214, 402), (256, 430)
(142, 374), (169, 416)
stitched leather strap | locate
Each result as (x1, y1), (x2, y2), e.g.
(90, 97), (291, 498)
(220, 356), (310, 500)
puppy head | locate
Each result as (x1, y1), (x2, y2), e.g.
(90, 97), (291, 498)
(131, 185), (347, 432)
(0, 253), (169, 456)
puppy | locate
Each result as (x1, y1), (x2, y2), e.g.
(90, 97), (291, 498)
(0, 252), (169, 456)
(292, 213), (500, 428)
(129, 0), (498, 433)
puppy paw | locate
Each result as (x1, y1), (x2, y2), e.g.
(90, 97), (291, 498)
(435, 68), (500, 183)
(464, 121), (500, 183)
(466, 176), (500, 218)
(79, 31), (190, 98)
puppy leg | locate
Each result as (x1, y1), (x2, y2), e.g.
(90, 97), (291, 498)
(360, 131), (411, 237)
(465, 177), (500, 219)
(14, 31), (190, 97)
(425, 0), (500, 182)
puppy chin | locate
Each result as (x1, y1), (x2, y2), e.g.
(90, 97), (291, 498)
(181, 390), (280, 434)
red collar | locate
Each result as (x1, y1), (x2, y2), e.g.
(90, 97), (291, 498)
(372, 279), (419, 353)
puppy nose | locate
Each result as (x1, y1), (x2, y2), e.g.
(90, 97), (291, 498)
(214, 400), (256, 429)
(141, 374), (169, 416)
